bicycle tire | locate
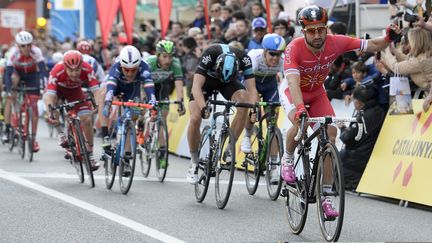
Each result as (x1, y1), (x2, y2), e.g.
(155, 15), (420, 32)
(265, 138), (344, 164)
(104, 125), (117, 189)
(316, 142), (344, 242)
(18, 111), (25, 159)
(284, 148), (309, 235)
(265, 127), (283, 201)
(68, 127), (84, 183)
(48, 123), (54, 138)
(244, 132), (260, 195)
(27, 108), (34, 162)
(195, 125), (211, 203)
(215, 127), (236, 209)
(154, 118), (168, 182)
(8, 127), (16, 152)
(138, 144), (151, 177)
(74, 120), (95, 188)
(119, 120), (137, 195)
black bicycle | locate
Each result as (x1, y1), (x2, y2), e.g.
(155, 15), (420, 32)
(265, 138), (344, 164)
(282, 111), (365, 242)
(243, 101), (283, 200)
(194, 94), (254, 209)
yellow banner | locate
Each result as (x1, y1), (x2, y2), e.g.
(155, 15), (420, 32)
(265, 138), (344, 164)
(357, 99), (432, 206)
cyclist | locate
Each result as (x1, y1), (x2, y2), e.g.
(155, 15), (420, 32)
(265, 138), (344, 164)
(186, 43), (257, 184)
(2, 31), (47, 152)
(100, 45), (155, 175)
(146, 40), (185, 117)
(281, 5), (401, 218)
(240, 33), (286, 183)
(44, 50), (100, 170)
(77, 40), (105, 83)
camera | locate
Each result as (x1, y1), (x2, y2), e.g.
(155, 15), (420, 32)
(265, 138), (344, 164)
(404, 9), (419, 23)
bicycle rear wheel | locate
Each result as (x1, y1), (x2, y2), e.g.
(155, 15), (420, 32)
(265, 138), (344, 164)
(195, 126), (211, 203)
(27, 108), (34, 162)
(18, 111), (25, 159)
(138, 144), (151, 177)
(104, 148), (116, 189)
(68, 128), (84, 183)
(284, 149), (309, 235)
(74, 120), (95, 188)
(119, 120), (137, 195)
(154, 118), (168, 182)
(8, 127), (17, 152)
(316, 143), (344, 242)
(244, 130), (260, 195)
(215, 128), (236, 209)
(265, 127), (283, 201)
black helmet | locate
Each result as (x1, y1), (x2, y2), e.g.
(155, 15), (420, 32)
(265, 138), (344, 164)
(215, 53), (239, 83)
(298, 5), (328, 28)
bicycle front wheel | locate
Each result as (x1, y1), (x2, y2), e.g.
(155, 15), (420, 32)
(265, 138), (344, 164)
(138, 144), (151, 177)
(195, 126), (211, 203)
(8, 127), (17, 152)
(74, 120), (95, 188)
(18, 111), (25, 159)
(284, 148), (309, 235)
(265, 127), (283, 201)
(67, 127), (84, 183)
(154, 118), (168, 182)
(244, 128), (260, 195)
(27, 108), (34, 162)
(119, 120), (137, 195)
(215, 128), (236, 209)
(316, 142), (344, 242)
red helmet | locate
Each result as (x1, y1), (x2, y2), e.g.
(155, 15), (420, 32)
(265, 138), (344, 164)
(298, 5), (328, 28)
(63, 50), (83, 69)
(77, 40), (92, 54)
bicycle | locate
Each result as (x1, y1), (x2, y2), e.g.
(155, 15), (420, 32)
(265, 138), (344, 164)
(49, 96), (97, 188)
(138, 100), (183, 182)
(194, 93), (255, 209)
(282, 111), (365, 242)
(101, 100), (152, 194)
(9, 85), (40, 162)
(243, 101), (283, 201)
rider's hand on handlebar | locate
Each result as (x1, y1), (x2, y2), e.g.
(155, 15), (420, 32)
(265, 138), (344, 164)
(177, 99), (186, 116)
(294, 103), (308, 122)
(201, 106), (211, 119)
(249, 109), (257, 123)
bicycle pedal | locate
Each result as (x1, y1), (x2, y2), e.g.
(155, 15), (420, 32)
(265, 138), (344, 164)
(280, 188), (288, 197)
(64, 152), (71, 160)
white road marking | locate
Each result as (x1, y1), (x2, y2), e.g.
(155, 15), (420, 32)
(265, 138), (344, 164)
(12, 172), (268, 186)
(0, 169), (185, 243)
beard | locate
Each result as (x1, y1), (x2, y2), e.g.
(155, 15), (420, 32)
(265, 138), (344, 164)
(305, 36), (326, 50)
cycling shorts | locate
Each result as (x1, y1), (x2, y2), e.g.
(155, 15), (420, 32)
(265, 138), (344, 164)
(282, 86), (335, 118)
(14, 71), (40, 95)
(256, 81), (279, 102)
(189, 78), (245, 101)
(56, 86), (92, 116)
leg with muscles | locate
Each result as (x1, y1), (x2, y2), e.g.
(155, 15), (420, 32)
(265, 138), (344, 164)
(98, 85), (111, 147)
(2, 74), (19, 142)
(80, 113), (99, 171)
(282, 108), (300, 184)
(186, 100), (202, 184)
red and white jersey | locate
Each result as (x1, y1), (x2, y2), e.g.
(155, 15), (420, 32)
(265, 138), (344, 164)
(46, 62), (99, 95)
(284, 35), (367, 92)
(6, 45), (45, 73)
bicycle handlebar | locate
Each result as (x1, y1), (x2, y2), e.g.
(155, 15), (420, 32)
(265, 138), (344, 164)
(112, 101), (153, 109)
(12, 87), (40, 92)
(294, 111), (367, 142)
(255, 101), (281, 107)
(49, 97), (94, 114)
(208, 99), (255, 109)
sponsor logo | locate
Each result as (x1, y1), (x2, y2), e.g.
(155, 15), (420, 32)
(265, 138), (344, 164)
(242, 57), (251, 66)
(202, 55), (211, 65)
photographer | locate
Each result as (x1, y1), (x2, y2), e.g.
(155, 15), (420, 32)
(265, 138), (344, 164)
(339, 85), (386, 191)
(414, 14), (432, 32)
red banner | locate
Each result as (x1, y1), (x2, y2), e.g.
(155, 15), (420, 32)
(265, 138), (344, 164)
(120, 0), (137, 44)
(96, 0), (120, 48)
(203, 0), (211, 39)
(159, 0), (172, 39)
(265, 0), (272, 33)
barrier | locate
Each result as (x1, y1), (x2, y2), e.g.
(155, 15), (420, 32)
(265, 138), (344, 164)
(357, 99), (432, 206)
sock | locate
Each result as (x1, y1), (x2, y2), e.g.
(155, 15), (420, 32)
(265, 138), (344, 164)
(323, 184), (333, 194)
(190, 151), (198, 166)
(101, 126), (109, 138)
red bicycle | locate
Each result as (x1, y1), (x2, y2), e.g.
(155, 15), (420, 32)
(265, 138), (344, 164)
(49, 96), (96, 188)
(8, 85), (40, 162)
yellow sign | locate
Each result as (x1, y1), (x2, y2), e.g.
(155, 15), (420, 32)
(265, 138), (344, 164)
(357, 99), (432, 206)
(61, 0), (76, 9)
(37, 17), (47, 27)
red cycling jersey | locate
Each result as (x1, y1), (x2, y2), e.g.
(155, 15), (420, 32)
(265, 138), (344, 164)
(282, 35), (367, 118)
(46, 61), (99, 95)
(284, 34), (366, 92)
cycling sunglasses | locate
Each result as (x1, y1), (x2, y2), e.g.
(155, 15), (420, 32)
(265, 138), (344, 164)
(122, 67), (138, 73)
(304, 26), (327, 35)
(267, 51), (282, 57)
(19, 44), (32, 48)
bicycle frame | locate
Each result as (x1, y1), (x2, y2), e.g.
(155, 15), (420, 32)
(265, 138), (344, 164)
(114, 106), (135, 165)
(256, 103), (279, 168)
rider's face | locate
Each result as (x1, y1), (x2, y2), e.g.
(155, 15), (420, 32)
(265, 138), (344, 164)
(19, 44), (32, 56)
(158, 53), (173, 69)
(121, 66), (139, 82)
(264, 50), (282, 67)
(303, 24), (327, 50)
(66, 66), (82, 81)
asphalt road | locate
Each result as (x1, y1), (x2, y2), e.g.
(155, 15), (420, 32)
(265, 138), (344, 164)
(1, 120), (431, 242)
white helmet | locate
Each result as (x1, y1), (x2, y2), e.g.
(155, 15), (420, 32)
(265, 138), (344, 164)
(15, 31), (33, 45)
(52, 52), (64, 64)
(119, 45), (141, 68)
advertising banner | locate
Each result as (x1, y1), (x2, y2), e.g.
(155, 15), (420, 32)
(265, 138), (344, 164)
(0, 9), (25, 29)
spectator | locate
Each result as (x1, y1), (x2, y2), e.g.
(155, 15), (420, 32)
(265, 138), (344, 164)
(414, 14), (432, 32)
(221, 6), (234, 31)
(167, 22), (184, 44)
(188, 27), (202, 38)
(190, 5), (206, 29)
(342, 61), (376, 105)
(271, 2), (284, 22)
(226, 18), (250, 49)
(210, 3), (222, 22)
(181, 37), (201, 97)
(210, 19), (224, 40)
(248, 17), (267, 50)
(273, 19), (294, 44)
(339, 85), (385, 191)
(194, 33), (207, 51)
(328, 21), (347, 35)
(324, 56), (351, 100)
(381, 27), (432, 90)
(251, 1), (265, 19)
(238, 0), (253, 20)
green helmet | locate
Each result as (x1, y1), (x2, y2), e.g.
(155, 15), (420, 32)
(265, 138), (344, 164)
(156, 40), (175, 55)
